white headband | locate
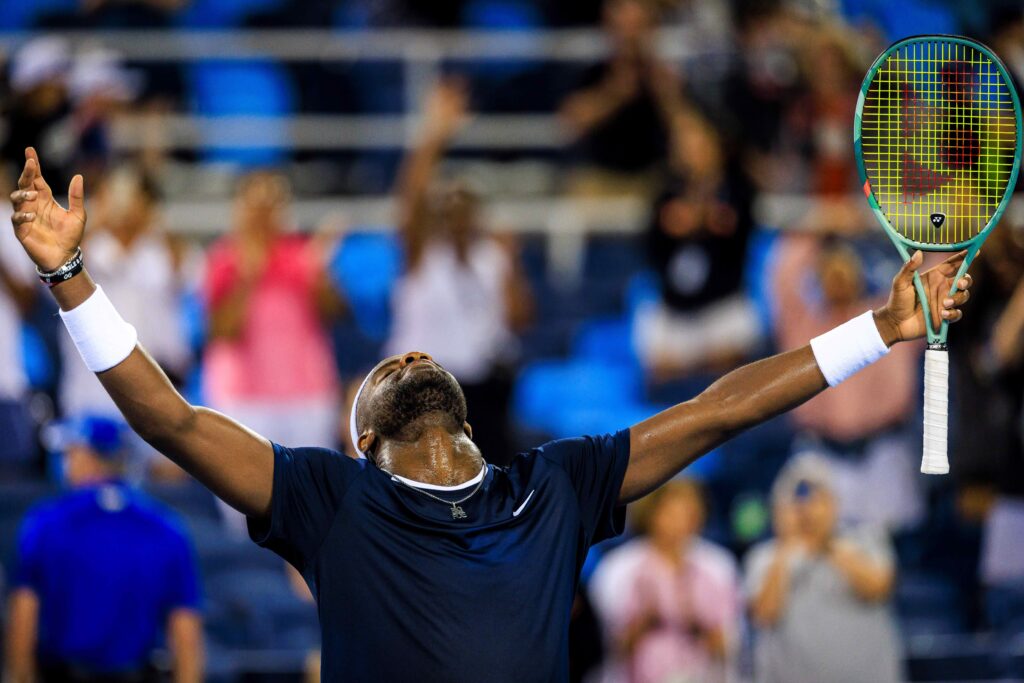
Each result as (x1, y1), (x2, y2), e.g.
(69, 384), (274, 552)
(349, 371), (372, 459)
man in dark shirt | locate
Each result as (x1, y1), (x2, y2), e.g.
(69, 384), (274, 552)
(9, 148), (973, 682)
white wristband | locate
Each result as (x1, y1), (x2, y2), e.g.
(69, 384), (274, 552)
(59, 285), (138, 373)
(809, 310), (890, 387)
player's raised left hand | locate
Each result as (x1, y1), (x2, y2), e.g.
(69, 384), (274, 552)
(10, 147), (86, 272)
(875, 250), (972, 346)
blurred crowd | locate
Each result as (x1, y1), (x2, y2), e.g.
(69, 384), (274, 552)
(2, 0), (1024, 681)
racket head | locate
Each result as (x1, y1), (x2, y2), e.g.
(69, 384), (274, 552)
(855, 35), (1022, 253)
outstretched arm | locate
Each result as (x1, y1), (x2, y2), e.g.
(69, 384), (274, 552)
(10, 149), (274, 518)
(620, 250), (973, 502)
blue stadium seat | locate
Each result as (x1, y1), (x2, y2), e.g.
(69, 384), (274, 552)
(986, 582), (1024, 632)
(895, 572), (963, 624)
(513, 359), (643, 437)
(583, 236), (646, 285)
(0, 0), (76, 30)
(142, 482), (222, 522)
(189, 61), (296, 165)
(176, 0), (285, 28)
(328, 231), (403, 342)
(905, 633), (1002, 681)
(572, 316), (637, 367)
(878, 0), (956, 42)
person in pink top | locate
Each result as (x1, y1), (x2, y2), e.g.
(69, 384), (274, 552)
(203, 171), (344, 453)
(771, 233), (922, 530)
(594, 480), (740, 683)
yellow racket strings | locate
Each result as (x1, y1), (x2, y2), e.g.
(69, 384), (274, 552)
(860, 39), (1016, 245)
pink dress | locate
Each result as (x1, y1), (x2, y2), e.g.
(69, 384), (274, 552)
(203, 235), (338, 406)
(615, 541), (740, 683)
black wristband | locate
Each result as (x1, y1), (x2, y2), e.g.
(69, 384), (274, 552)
(37, 248), (84, 287)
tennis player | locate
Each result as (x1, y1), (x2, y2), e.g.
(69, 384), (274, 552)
(10, 148), (972, 682)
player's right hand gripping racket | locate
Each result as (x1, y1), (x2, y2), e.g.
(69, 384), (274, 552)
(855, 35), (1022, 474)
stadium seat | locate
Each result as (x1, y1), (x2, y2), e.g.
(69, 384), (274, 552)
(513, 358), (645, 437)
(176, 0), (285, 28)
(895, 572), (964, 625)
(571, 316), (637, 367)
(328, 231), (403, 342)
(189, 60), (296, 165)
(905, 633), (1002, 681)
(0, 0), (76, 30)
(142, 482), (222, 522)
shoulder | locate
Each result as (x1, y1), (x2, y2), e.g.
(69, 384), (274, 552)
(273, 443), (369, 490)
(18, 496), (68, 540)
(530, 431), (631, 467)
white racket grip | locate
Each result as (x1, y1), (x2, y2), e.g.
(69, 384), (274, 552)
(921, 348), (949, 475)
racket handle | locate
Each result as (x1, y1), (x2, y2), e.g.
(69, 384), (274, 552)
(921, 348), (949, 475)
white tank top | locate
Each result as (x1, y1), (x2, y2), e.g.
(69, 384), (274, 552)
(385, 239), (515, 383)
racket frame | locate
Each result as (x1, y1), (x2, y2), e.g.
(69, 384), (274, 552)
(853, 34), (1023, 346)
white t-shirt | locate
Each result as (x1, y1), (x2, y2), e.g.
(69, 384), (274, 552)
(385, 239), (516, 383)
(60, 228), (197, 416)
(0, 202), (38, 400)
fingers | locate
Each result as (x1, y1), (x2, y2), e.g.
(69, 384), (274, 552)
(893, 250), (924, 289)
(23, 147), (52, 195)
(931, 249), (969, 277)
(9, 190), (38, 205)
(11, 211), (36, 226)
(939, 282), (970, 324)
(17, 152), (37, 190)
(67, 175), (86, 219)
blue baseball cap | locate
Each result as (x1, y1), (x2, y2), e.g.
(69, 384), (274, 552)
(43, 415), (128, 460)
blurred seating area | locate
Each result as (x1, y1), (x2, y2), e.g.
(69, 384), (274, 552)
(2, 0), (1024, 681)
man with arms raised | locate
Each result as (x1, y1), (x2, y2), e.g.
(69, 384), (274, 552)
(10, 149), (971, 682)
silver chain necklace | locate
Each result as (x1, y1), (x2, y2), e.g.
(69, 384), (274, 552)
(390, 466), (488, 519)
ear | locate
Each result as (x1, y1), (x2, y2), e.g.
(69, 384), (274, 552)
(358, 431), (377, 457)
(463, 422), (473, 440)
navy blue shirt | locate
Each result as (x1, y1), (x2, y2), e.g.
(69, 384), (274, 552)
(248, 430), (631, 682)
(12, 483), (202, 673)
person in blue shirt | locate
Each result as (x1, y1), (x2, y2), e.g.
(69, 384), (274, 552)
(5, 415), (203, 683)
(10, 148), (974, 682)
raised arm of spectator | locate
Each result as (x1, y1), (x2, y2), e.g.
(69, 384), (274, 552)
(168, 609), (204, 683)
(5, 588), (39, 683)
(559, 56), (640, 140)
(620, 250), (973, 502)
(10, 148), (275, 519)
(395, 79), (470, 270)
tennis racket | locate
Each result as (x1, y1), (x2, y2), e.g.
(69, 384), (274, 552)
(854, 35), (1022, 474)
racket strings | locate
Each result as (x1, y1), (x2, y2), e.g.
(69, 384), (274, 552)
(860, 38), (1017, 245)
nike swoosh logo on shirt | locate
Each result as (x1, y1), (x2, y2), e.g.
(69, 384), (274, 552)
(512, 490), (536, 517)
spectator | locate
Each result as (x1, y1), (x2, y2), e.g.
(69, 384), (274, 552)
(5, 415), (203, 683)
(771, 234), (922, 530)
(591, 480), (740, 683)
(0, 172), (39, 465)
(946, 225), (1024, 603)
(559, 0), (686, 197)
(1, 37), (74, 188)
(745, 454), (901, 683)
(385, 78), (533, 466)
(204, 170), (344, 450)
(60, 165), (196, 423)
(786, 27), (863, 195)
(633, 110), (760, 380)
